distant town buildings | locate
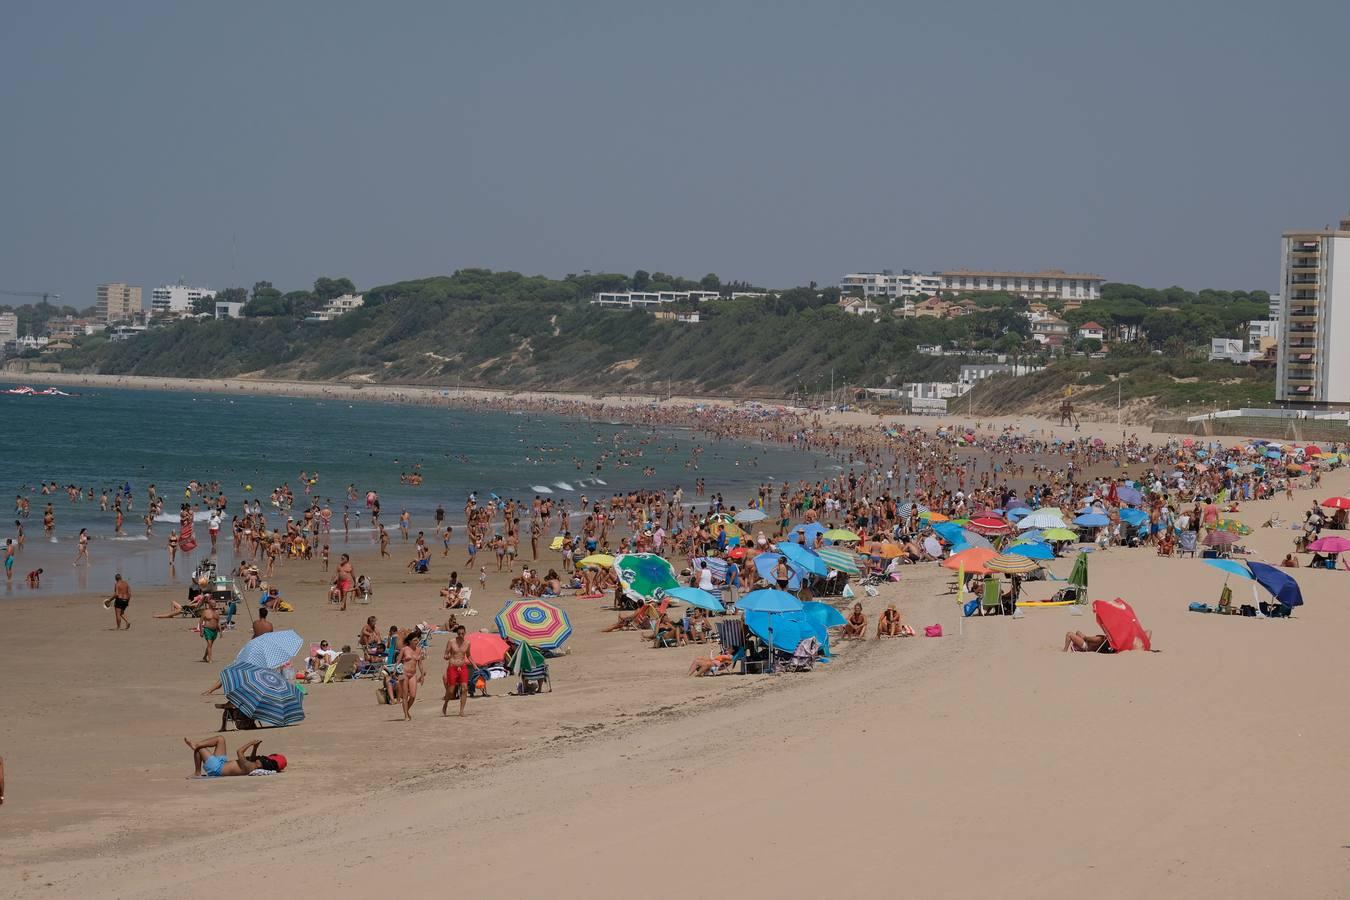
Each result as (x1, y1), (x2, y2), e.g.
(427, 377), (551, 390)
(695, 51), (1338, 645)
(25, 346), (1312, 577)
(214, 300), (244, 319)
(1275, 215), (1350, 404)
(838, 270), (943, 299)
(96, 282), (142, 324)
(939, 269), (1104, 302)
(150, 280), (216, 316)
(591, 290), (721, 309)
(304, 293), (365, 323)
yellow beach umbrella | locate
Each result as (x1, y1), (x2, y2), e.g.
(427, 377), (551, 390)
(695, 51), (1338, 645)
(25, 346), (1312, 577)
(823, 529), (861, 542)
(577, 553), (615, 569)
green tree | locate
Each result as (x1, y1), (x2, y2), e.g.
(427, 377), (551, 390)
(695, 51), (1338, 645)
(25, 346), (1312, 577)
(631, 270), (651, 291)
(700, 273), (721, 292)
(313, 277), (356, 301)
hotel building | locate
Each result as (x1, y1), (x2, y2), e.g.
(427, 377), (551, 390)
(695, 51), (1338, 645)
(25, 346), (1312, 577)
(1276, 216), (1350, 404)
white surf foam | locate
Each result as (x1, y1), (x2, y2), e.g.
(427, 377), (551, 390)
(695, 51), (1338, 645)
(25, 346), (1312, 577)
(530, 486), (554, 494)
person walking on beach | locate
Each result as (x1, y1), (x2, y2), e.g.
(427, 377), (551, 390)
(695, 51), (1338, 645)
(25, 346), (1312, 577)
(441, 624), (471, 717)
(199, 600), (221, 663)
(336, 553), (355, 611)
(3, 539), (13, 584)
(110, 573), (131, 630)
(73, 528), (90, 566)
(398, 632), (426, 721)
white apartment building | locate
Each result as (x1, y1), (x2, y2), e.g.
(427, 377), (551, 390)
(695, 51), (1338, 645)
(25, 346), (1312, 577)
(305, 293), (365, 323)
(1248, 318), (1280, 350)
(838, 270), (943, 299)
(1275, 217), (1350, 403)
(0, 312), (17, 343)
(214, 301), (244, 319)
(591, 290), (720, 309)
(940, 269), (1104, 302)
(151, 281), (217, 315)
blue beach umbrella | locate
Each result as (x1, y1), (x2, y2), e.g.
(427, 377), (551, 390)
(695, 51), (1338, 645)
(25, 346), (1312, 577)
(931, 522), (966, 544)
(753, 553), (804, 590)
(733, 508), (767, 524)
(778, 541), (829, 576)
(1247, 561), (1303, 607)
(745, 610), (821, 653)
(1074, 513), (1111, 528)
(665, 586), (725, 613)
(1118, 508), (1149, 527)
(735, 589), (804, 614)
(800, 600), (848, 627)
(787, 522), (827, 545)
(1204, 559), (1252, 581)
(220, 662), (305, 726)
(1116, 486), (1143, 506)
(234, 630), (304, 670)
(1009, 541), (1055, 560)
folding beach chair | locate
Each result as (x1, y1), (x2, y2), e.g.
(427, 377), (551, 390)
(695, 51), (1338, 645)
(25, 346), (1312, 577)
(980, 576), (1002, 615)
(1177, 531), (1198, 558)
(323, 652), (360, 683)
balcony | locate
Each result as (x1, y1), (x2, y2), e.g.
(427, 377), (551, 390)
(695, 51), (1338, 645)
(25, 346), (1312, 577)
(1289, 308), (1318, 318)
(1288, 325), (1318, 334)
(1290, 260), (1319, 269)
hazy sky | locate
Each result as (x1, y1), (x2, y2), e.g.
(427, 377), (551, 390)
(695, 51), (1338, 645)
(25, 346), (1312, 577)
(2, 1), (1347, 309)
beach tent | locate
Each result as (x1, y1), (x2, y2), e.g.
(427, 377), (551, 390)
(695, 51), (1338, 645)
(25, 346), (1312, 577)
(1093, 598), (1151, 652)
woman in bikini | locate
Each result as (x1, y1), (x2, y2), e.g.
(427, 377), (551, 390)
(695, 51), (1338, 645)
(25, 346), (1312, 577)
(843, 602), (867, 640)
(397, 631), (426, 721)
(184, 736), (285, 777)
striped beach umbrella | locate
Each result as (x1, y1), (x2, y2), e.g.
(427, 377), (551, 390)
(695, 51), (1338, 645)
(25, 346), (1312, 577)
(815, 547), (861, 575)
(614, 553), (679, 603)
(967, 516), (1012, 535)
(234, 630), (304, 670)
(507, 642), (548, 676)
(496, 599), (572, 651)
(984, 553), (1040, 575)
(897, 502), (930, 518)
(220, 662), (304, 726)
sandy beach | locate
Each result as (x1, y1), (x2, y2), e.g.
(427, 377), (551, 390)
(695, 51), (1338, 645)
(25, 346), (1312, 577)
(2, 387), (1348, 899)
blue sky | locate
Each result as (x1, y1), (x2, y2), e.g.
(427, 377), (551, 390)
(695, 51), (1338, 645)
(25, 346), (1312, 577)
(2, 0), (1347, 308)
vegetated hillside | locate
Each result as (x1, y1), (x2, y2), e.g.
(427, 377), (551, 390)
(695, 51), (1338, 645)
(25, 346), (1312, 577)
(53, 271), (965, 396)
(967, 354), (1276, 422)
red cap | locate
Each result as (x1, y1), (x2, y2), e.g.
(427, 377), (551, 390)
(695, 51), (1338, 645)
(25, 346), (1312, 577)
(268, 754), (287, 771)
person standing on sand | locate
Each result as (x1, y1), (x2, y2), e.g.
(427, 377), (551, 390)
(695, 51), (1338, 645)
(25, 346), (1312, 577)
(199, 600), (221, 663)
(3, 539), (13, 583)
(111, 573), (131, 630)
(336, 553), (355, 610)
(441, 625), (471, 717)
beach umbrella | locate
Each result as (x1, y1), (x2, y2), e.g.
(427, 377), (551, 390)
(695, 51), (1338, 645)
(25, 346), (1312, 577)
(1008, 540), (1055, 560)
(778, 541), (830, 576)
(733, 508), (767, 523)
(1203, 531), (1238, 547)
(1018, 512), (1068, 530)
(801, 600), (848, 628)
(1214, 518), (1251, 535)
(577, 553), (614, 569)
(952, 530), (993, 550)
(234, 630), (305, 670)
(1204, 558), (1253, 581)
(1265, 449), (1283, 459)
(1092, 599), (1151, 652)
(466, 632), (509, 666)
(1005, 500), (1031, 514)
(753, 553), (804, 590)
(496, 599), (572, 651)
(614, 553), (679, 603)
(942, 547), (996, 574)
(1116, 486), (1143, 506)
(744, 610), (818, 656)
(1321, 497), (1350, 510)
(823, 528), (861, 542)
(897, 502), (930, 518)
(1068, 552), (1088, 590)
(922, 535), (942, 559)
(931, 521), (966, 544)
(1307, 536), (1350, 553)
(815, 546), (861, 575)
(735, 589), (804, 614)
(1118, 508), (1149, 527)
(665, 586), (725, 613)
(967, 516), (1012, 535)
(1074, 513), (1111, 528)
(1247, 561), (1304, 608)
(1041, 527), (1079, 542)
(506, 642), (547, 676)
(787, 522), (827, 545)
(1006, 507), (1029, 522)
(219, 662), (304, 726)
(864, 541), (904, 559)
(919, 511), (950, 522)
(985, 553), (1040, 575)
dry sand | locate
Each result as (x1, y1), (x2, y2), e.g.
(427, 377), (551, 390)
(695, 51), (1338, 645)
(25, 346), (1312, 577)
(1, 379), (1347, 898)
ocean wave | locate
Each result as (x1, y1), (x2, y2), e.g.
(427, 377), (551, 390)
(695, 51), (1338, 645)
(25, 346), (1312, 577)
(107, 534), (150, 541)
(530, 485), (554, 494)
(155, 511), (213, 523)
(553, 482), (574, 491)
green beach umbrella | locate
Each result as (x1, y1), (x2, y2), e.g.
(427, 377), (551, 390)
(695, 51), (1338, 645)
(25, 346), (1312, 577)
(815, 546), (861, 575)
(507, 642), (547, 675)
(614, 553), (679, 604)
(822, 529), (861, 542)
(1068, 551), (1088, 591)
(1041, 527), (1079, 542)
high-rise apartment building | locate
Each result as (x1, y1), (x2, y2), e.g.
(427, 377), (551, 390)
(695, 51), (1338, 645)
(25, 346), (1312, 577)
(1275, 216), (1350, 404)
(96, 283), (142, 324)
(150, 281), (216, 315)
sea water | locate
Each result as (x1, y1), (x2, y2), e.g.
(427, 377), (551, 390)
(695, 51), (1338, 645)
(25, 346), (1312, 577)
(2, 388), (827, 594)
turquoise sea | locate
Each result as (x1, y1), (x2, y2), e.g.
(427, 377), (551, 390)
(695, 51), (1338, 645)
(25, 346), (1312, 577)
(3, 387), (829, 594)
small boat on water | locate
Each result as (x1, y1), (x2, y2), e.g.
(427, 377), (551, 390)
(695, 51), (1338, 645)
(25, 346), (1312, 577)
(3, 386), (74, 396)
(5, 386), (35, 394)
(37, 388), (71, 396)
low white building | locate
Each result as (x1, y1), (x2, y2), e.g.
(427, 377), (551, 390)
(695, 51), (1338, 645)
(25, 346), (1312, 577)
(941, 269), (1104, 302)
(839, 270), (943, 299)
(958, 362), (1043, 387)
(214, 301), (244, 319)
(591, 290), (720, 309)
(1210, 338), (1259, 363)
(1248, 318), (1280, 349)
(838, 297), (883, 317)
(151, 281), (216, 315)
(305, 293), (365, 323)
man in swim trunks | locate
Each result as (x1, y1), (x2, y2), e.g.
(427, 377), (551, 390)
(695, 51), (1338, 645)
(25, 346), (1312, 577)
(441, 625), (471, 717)
(199, 599), (221, 663)
(111, 573), (131, 630)
(336, 553), (355, 611)
(184, 736), (286, 777)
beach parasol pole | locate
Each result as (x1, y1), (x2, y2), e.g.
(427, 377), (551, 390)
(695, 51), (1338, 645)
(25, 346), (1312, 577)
(956, 563), (966, 636)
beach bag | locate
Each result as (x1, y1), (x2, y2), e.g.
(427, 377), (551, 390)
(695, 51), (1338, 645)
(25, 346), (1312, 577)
(277, 600), (294, 612)
(864, 585), (879, 597)
(1188, 602), (1212, 613)
(923, 624), (943, 637)
(1240, 604), (1257, 617)
(841, 584), (855, 599)
(963, 599), (980, 617)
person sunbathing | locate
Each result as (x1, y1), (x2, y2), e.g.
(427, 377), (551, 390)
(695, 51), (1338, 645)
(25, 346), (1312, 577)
(602, 602), (654, 632)
(842, 602), (867, 639)
(651, 612), (682, 646)
(689, 651), (734, 676)
(1062, 631), (1112, 653)
(877, 603), (914, 637)
(184, 736), (285, 777)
